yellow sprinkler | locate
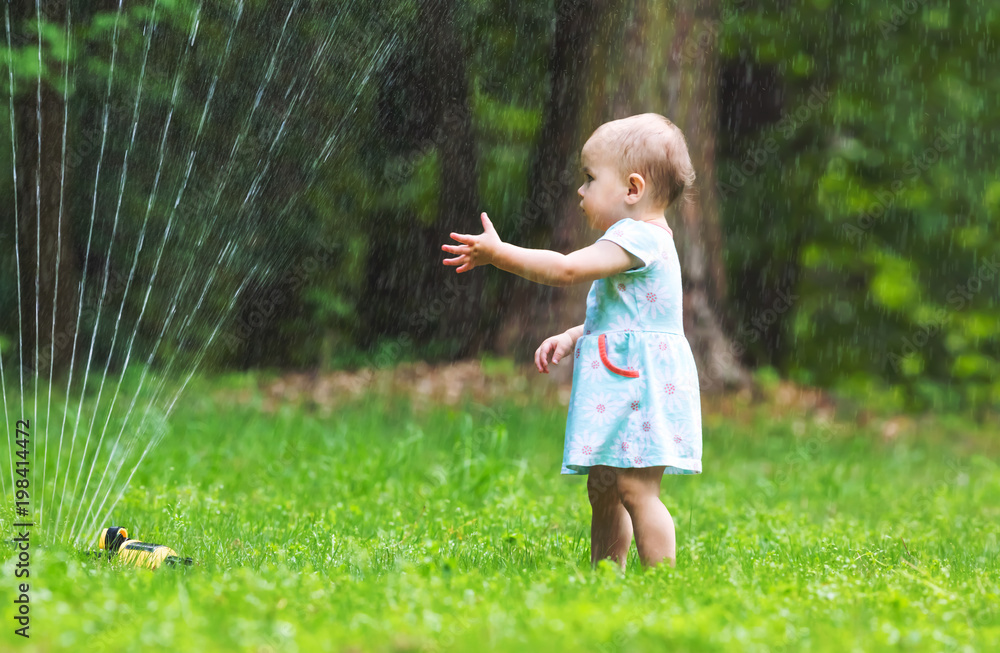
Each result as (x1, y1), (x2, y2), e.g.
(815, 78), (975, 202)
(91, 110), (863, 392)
(98, 527), (193, 570)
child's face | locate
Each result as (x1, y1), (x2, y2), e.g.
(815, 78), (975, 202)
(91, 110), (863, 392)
(577, 139), (628, 231)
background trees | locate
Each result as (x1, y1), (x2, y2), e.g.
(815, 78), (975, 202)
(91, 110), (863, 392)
(0, 0), (996, 415)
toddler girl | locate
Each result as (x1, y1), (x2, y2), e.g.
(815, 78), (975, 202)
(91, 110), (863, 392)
(441, 113), (702, 570)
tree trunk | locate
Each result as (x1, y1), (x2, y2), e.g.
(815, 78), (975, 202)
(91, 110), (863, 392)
(666, 0), (749, 392)
(12, 2), (79, 380)
(497, 0), (748, 392)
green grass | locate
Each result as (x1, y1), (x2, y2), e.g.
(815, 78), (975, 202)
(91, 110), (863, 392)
(1, 369), (998, 652)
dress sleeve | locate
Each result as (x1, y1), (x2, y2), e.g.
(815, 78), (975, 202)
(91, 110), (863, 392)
(597, 218), (661, 275)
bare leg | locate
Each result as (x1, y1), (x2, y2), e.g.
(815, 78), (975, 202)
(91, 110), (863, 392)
(617, 466), (676, 568)
(587, 466), (633, 570)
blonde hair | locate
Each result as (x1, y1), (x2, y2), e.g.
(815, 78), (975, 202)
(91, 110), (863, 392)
(589, 114), (696, 207)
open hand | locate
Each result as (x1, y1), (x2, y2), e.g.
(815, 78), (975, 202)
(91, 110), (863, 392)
(535, 332), (574, 374)
(442, 212), (502, 273)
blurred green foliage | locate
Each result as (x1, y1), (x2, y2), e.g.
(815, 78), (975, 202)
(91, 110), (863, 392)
(717, 0), (998, 415)
(0, 0), (996, 416)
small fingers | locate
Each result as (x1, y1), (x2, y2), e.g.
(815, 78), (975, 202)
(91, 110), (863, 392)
(543, 341), (555, 373)
(442, 256), (466, 266)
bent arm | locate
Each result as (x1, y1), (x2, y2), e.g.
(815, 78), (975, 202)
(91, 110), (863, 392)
(564, 324), (585, 344)
(491, 240), (641, 286)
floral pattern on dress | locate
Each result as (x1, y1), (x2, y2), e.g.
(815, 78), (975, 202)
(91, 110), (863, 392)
(580, 391), (627, 429)
(605, 313), (640, 334)
(660, 378), (688, 414)
(634, 276), (676, 321)
(579, 356), (606, 383)
(562, 218), (703, 477)
(575, 430), (605, 464)
(613, 432), (633, 462)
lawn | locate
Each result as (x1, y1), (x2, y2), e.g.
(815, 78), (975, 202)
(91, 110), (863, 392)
(1, 363), (998, 652)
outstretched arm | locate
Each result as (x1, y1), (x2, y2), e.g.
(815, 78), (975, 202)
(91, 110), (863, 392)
(442, 213), (640, 286)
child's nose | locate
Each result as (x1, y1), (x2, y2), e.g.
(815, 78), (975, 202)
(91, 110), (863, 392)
(577, 185), (584, 197)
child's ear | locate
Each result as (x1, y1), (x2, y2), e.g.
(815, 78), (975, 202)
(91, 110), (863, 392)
(626, 173), (645, 204)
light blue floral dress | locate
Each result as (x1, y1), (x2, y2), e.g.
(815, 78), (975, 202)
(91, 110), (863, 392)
(561, 218), (703, 476)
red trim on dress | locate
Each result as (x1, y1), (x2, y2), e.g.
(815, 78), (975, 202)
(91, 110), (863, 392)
(598, 334), (640, 378)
